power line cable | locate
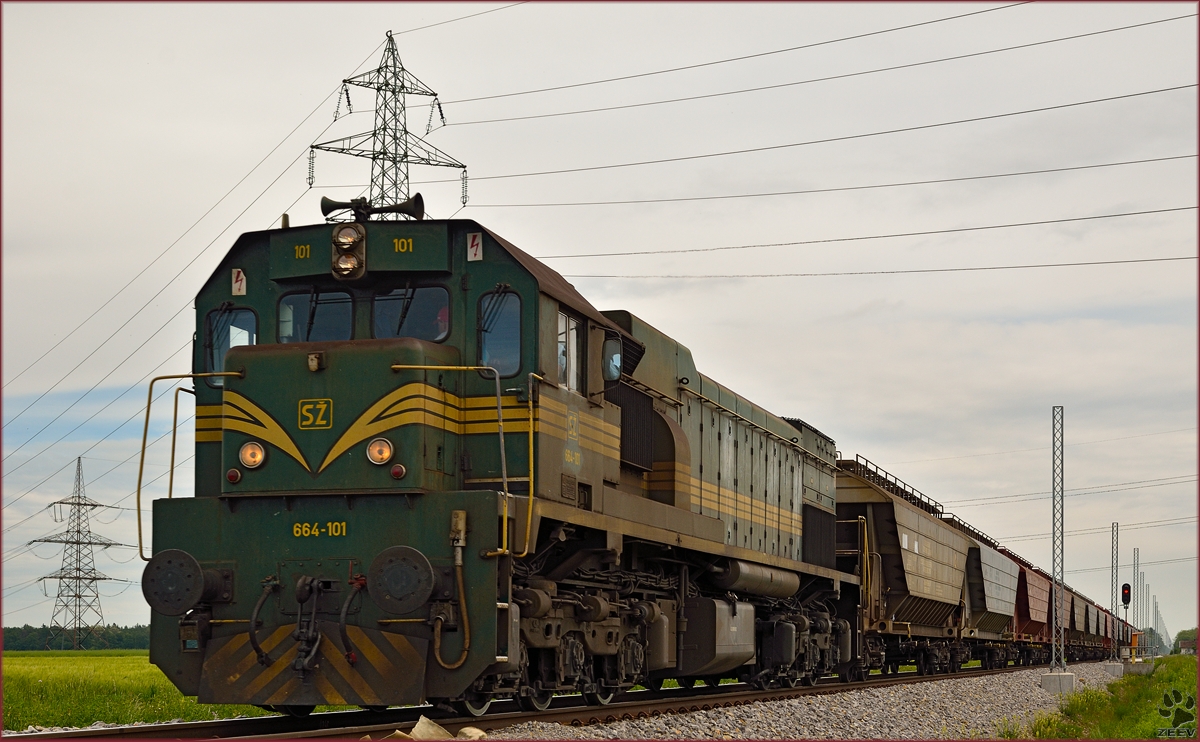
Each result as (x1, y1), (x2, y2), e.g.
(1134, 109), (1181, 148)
(431, 2), (1030, 107)
(468, 154), (1195, 208)
(415, 84), (1197, 185)
(546, 205), (1195, 260)
(391, 2), (529, 37)
(2, 372), (186, 512)
(567, 256), (1197, 280)
(891, 427), (1197, 464)
(3, 598), (54, 617)
(3, 313), (192, 470)
(447, 13), (1196, 127)
(948, 478), (1197, 509)
(1001, 516), (1196, 543)
(942, 474), (1196, 505)
(1067, 556), (1196, 575)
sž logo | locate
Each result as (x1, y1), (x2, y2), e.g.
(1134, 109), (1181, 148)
(1157, 690), (1197, 738)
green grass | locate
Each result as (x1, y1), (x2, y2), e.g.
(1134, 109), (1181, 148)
(1, 650), (352, 730)
(1000, 655), (1198, 739)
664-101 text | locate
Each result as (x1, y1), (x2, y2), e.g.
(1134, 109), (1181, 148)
(293, 522), (347, 537)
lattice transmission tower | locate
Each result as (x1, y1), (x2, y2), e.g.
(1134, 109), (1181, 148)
(1050, 405), (1066, 671)
(311, 30), (467, 217)
(33, 458), (119, 649)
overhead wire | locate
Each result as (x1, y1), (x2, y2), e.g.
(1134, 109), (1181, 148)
(1000, 516), (1197, 543)
(3, 315), (192, 470)
(542, 205), (1196, 262)
(446, 13), (1196, 127)
(892, 427), (1198, 464)
(942, 474), (1196, 505)
(947, 477), (1198, 509)
(566, 256), (1197, 280)
(2, 372), (187, 512)
(429, 2), (1031, 107)
(1067, 557), (1197, 575)
(414, 84), (1198, 185)
(468, 154), (1196, 209)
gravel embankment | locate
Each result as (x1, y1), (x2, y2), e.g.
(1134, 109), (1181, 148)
(491, 663), (1114, 740)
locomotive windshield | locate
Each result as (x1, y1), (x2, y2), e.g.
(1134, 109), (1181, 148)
(278, 289), (352, 343)
(373, 286), (450, 342)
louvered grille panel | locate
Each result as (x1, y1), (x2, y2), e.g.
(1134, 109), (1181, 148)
(605, 382), (653, 471)
(802, 504), (836, 569)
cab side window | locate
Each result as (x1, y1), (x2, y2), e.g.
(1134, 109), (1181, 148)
(557, 311), (583, 393)
(205, 307), (257, 387)
(479, 290), (521, 377)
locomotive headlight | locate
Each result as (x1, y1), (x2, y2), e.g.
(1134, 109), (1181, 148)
(334, 253), (360, 275)
(366, 437), (393, 465)
(239, 441), (266, 469)
(333, 224), (363, 250)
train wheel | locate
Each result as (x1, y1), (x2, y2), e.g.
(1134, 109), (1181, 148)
(518, 689), (554, 712)
(701, 676), (722, 688)
(782, 675), (801, 688)
(454, 693), (492, 717)
(678, 677), (697, 689)
(799, 673), (816, 687)
(276, 705), (315, 717)
(643, 678), (665, 693)
(916, 655), (929, 676)
(583, 688), (616, 706)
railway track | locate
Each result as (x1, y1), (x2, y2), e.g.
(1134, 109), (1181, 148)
(11, 663), (1047, 740)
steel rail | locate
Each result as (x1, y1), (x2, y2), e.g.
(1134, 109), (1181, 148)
(11, 661), (1095, 740)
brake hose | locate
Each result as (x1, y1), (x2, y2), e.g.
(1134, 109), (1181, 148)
(339, 575), (368, 665)
(249, 580), (278, 666)
(432, 560), (470, 670)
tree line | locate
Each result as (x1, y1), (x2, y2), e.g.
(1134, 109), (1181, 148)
(3, 624), (149, 650)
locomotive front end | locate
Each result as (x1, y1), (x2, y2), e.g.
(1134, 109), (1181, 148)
(143, 208), (529, 714)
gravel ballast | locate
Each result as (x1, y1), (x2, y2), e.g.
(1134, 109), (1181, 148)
(491, 663), (1113, 740)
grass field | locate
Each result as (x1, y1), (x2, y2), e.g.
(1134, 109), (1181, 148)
(1002, 655), (1199, 739)
(2, 650), (291, 731)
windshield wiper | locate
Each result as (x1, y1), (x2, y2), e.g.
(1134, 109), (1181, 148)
(479, 283), (512, 335)
(395, 282), (415, 336)
(304, 285), (318, 341)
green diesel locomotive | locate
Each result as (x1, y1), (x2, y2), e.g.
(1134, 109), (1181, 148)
(140, 195), (853, 716)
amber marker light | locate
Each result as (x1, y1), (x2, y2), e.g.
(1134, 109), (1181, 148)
(239, 441), (266, 468)
(366, 438), (393, 465)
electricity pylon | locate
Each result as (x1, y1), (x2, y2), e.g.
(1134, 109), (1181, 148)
(33, 458), (119, 649)
(311, 30), (466, 217)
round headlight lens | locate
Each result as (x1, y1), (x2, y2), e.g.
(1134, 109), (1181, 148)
(366, 438), (393, 465)
(334, 253), (360, 275)
(333, 224), (361, 249)
(239, 441), (266, 469)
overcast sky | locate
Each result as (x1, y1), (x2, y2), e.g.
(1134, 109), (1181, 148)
(3, 3), (1196, 639)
